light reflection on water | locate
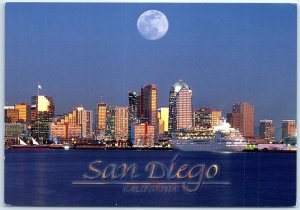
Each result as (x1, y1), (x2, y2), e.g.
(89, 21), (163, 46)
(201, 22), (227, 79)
(4, 150), (296, 207)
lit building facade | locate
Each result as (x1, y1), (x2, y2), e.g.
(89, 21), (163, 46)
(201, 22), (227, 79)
(105, 106), (115, 140)
(194, 108), (211, 129)
(5, 123), (26, 137)
(50, 123), (82, 139)
(194, 108), (222, 129)
(130, 123), (155, 146)
(282, 120), (296, 139)
(231, 102), (254, 137)
(259, 120), (275, 142)
(5, 106), (19, 123)
(168, 80), (192, 132)
(31, 95), (55, 144)
(50, 123), (67, 139)
(128, 91), (139, 137)
(140, 84), (158, 138)
(54, 106), (93, 139)
(211, 110), (222, 127)
(115, 106), (128, 140)
(97, 103), (107, 135)
(15, 103), (31, 124)
(158, 107), (169, 133)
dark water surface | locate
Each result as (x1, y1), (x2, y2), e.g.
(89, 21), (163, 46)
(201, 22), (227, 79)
(4, 150), (296, 207)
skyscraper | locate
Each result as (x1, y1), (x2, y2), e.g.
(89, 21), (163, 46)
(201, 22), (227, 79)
(231, 102), (254, 137)
(105, 105), (115, 141)
(115, 106), (128, 141)
(211, 110), (222, 127)
(193, 108), (222, 129)
(259, 120), (275, 142)
(128, 91), (139, 137)
(168, 80), (192, 132)
(282, 120), (296, 139)
(97, 103), (107, 135)
(31, 95), (55, 144)
(140, 84), (158, 138)
(194, 108), (211, 129)
(15, 103), (31, 124)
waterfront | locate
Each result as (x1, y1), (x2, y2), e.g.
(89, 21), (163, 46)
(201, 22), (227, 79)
(5, 150), (296, 207)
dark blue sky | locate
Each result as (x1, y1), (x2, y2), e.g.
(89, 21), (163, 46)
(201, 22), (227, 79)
(5, 3), (296, 128)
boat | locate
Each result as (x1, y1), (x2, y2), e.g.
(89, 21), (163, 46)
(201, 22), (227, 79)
(170, 118), (247, 152)
(10, 137), (49, 150)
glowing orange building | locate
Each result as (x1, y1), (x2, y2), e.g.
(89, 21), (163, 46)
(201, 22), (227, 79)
(232, 102), (254, 137)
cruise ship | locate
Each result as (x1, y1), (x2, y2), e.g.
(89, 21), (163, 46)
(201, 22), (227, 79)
(170, 118), (247, 152)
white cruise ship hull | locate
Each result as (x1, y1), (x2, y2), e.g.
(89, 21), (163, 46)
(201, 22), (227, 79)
(170, 139), (247, 152)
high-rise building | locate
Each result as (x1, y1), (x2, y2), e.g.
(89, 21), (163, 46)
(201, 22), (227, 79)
(115, 106), (128, 141)
(194, 108), (211, 129)
(128, 91), (139, 137)
(282, 120), (296, 139)
(31, 95), (55, 144)
(15, 103), (31, 124)
(53, 106), (93, 139)
(231, 102), (254, 137)
(211, 110), (222, 127)
(4, 106), (19, 123)
(259, 120), (275, 142)
(168, 80), (193, 132)
(97, 103), (107, 135)
(158, 107), (169, 133)
(194, 108), (222, 129)
(105, 106), (115, 140)
(30, 105), (37, 123)
(140, 84), (158, 138)
(130, 122), (155, 147)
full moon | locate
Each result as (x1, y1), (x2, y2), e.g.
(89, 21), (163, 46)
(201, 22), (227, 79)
(137, 10), (169, 40)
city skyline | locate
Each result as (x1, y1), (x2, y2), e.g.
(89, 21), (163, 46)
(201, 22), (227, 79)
(5, 3), (296, 129)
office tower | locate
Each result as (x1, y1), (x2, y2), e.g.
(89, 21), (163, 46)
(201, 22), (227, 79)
(194, 108), (211, 129)
(168, 80), (192, 132)
(130, 122), (155, 146)
(193, 108), (221, 129)
(259, 120), (275, 141)
(105, 105), (115, 140)
(97, 103), (107, 135)
(85, 110), (93, 139)
(128, 91), (139, 137)
(282, 120), (296, 139)
(5, 106), (19, 123)
(31, 105), (37, 123)
(31, 95), (55, 144)
(211, 110), (222, 127)
(15, 103), (31, 124)
(52, 106), (93, 139)
(231, 102), (254, 137)
(115, 106), (128, 141)
(140, 84), (158, 138)
(158, 107), (169, 133)
(69, 106), (93, 138)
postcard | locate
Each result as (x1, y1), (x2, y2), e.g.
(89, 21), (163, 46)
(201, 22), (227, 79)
(4, 2), (297, 207)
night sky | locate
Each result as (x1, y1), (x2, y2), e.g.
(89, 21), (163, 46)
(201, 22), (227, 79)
(5, 3), (297, 129)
